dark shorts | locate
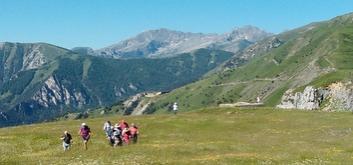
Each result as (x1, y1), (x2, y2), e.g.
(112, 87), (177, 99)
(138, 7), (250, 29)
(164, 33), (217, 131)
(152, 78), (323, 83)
(82, 135), (90, 141)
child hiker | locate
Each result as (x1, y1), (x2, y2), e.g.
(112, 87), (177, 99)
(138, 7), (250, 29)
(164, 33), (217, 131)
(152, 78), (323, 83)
(60, 131), (72, 151)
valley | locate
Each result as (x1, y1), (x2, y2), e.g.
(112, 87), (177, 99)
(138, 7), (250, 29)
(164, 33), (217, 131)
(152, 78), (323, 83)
(2, 1), (353, 164)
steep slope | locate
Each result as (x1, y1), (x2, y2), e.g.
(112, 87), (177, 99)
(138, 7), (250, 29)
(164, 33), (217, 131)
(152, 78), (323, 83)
(147, 12), (353, 113)
(95, 26), (271, 58)
(0, 43), (233, 126)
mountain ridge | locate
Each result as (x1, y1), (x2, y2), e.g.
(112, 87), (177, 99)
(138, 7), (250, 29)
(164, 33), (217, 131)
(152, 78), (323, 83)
(79, 26), (271, 58)
(144, 12), (353, 113)
(0, 42), (235, 126)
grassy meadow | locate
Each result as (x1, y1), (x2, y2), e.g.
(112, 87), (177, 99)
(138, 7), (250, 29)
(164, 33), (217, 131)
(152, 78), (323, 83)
(2, 108), (353, 164)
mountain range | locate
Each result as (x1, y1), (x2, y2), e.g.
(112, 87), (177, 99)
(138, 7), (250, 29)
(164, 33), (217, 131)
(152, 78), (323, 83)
(4, 12), (353, 127)
(0, 25), (271, 126)
(0, 43), (237, 126)
(146, 12), (353, 114)
(73, 26), (271, 58)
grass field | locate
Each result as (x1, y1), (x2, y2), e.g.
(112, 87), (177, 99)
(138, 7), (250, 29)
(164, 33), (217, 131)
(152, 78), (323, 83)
(2, 108), (353, 164)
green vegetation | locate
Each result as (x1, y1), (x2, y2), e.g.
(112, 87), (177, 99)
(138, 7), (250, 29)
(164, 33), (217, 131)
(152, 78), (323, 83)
(150, 13), (353, 113)
(264, 84), (289, 106)
(316, 57), (331, 68)
(0, 43), (234, 126)
(305, 70), (353, 88)
(2, 108), (353, 164)
(330, 25), (353, 69)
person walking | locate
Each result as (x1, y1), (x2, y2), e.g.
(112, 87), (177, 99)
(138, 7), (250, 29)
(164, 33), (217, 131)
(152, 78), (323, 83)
(79, 123), (91, 150)
(122, 127), (131, 145)
(173, 102), (178, 115)
(103, 121), (113, 138)
(119, 119), (129, 129)
(129, 123), (139, 144)
(256, 96), (261, 103)
(112, 124), (122, 147)
(60, 131), (72, 151)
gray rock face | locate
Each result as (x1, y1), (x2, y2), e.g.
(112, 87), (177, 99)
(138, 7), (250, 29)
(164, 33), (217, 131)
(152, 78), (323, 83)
(322, 82), (353, 111)
(226, 26), (271, 42)
(277, 82), (353, 111)
(32, 76), (88, 108)
(277, 86), (321, 110)
(224, 36), (282, 68)
(0, 43), (47, 83)
(243, 36), (282, 59)
(96, 28), (218, 58)
(22, 44), (46, 70)
(120, 92), (162, 115)
(95, 26), (272, 58)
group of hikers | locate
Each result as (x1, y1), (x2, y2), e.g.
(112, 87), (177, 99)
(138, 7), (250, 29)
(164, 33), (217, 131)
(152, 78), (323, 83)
(60, 119), (139, 151)
(59, 102), (179, 151)
(103, 120), (139, 147)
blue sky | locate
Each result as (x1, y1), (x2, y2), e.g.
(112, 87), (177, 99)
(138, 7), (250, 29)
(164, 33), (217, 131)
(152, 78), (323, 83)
(1, 0), (353, 49)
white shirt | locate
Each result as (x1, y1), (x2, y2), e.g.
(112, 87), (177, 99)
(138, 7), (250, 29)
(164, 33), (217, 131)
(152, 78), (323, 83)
(173, 104), (178, 111)
(103, 122), (111, 131)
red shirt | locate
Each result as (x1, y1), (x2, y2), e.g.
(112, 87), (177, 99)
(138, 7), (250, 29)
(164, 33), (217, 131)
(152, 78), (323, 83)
(130, 126), (138, 135)
(120, 122), (129, 129)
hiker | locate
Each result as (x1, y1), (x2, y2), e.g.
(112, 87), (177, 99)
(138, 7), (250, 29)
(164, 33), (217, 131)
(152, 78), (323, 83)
(60, 131), (72, 151)
(79, 123), (91, 150)
(112, 124), (122, 147)
(122, 127), (131, 145)
(103, 121), (113, 138)
(256, 96), (261, 103)
(173, 102), (178, 114)
(129, 123), (139, 144)
(119, 119), (129, 129)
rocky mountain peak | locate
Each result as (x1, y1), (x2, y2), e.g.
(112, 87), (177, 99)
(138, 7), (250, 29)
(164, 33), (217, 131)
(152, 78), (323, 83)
(226, 25), (272, 42)
(95, 26), (271, 58)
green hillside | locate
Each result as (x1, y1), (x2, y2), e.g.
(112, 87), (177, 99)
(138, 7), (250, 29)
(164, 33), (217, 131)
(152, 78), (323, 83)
(148, 13), (353, 113)
(2, 108), (353, 164)
(0, 43), (234, 126)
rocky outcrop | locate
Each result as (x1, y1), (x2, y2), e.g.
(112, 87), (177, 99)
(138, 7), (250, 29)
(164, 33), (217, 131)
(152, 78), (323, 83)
(32, 76), (88, 108)
(242, 36), (282, 59)
(226, 25), (272, 42)
(277, 82), (353, 111)
(0, 43), (48, 83)
(121, 92), (162, 115)
(277, 86), (323, 110)
(0, 111), (8, 121)
(22, 44), (46, 70)
(224, 37), (282, 68)
(322, 82), (353, 111)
